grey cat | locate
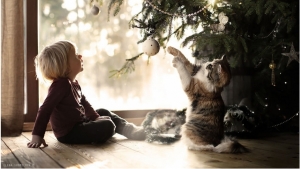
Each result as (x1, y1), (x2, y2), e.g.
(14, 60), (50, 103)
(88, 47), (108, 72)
(142, 109), (186, 144)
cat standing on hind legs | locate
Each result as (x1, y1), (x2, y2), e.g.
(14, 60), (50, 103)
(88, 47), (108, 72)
(167, 46), (248, 153)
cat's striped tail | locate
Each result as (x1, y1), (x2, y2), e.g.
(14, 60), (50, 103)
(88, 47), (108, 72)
(213, 137), (249, 153)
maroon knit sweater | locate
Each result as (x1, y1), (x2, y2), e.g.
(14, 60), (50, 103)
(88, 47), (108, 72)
(32, 78), (100, 138)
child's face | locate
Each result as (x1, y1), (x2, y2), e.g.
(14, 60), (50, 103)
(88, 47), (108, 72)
(68, 46), (83, 79)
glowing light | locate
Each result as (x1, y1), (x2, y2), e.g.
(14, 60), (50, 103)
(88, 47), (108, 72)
(141, 54), (149, 61)
(105, 44), (119, 57)
(126, 30), (134, 37)
(78, 22), (91, 32)
(129, 0), (143, 15)
(43, 4), (50, 15)
(67, 11), (78, 22)
(113, 19), (119, 25)
(65, 23), (78, 34)
(78, 9), (85, 18)
(82, 49), (95, 58)
(62, 0), (77, 11)
(120, 14), (126, 19)
(77, 0), (85, 8)
(208, 0), (216, 5)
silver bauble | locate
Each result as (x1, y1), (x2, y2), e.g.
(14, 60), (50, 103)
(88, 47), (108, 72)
(91, 5), (100, 15)
(142, 37), (160, 56)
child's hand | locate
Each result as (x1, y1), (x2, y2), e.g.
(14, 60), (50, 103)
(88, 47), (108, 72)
(27, 135), (48, 148)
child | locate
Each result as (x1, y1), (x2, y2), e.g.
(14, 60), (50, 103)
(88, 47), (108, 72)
(27, 40), (146, 148)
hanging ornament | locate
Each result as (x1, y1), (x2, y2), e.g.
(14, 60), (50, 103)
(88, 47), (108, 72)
(210, 12), (228, 32)
(91, 5), (100, 15)
(269, 59), (276, 86)
(281, 43), (299, 66)
(142, 36), (160, 56)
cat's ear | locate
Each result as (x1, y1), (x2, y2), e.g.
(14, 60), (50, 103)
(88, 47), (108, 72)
(221, 55), (227, 61)
(221, 55), (229, 64)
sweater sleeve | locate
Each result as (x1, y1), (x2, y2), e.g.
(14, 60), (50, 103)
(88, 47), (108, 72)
(32, 79), (69, 138)
(81, 95), (100, 121)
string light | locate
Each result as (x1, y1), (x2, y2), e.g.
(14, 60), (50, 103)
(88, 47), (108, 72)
(269, 112), (299, 128)
(144, 0), (210, 18)
(259, 17), (282, 39)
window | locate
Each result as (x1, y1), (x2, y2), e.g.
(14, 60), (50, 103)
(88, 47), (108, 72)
(37, 0), (192, 112)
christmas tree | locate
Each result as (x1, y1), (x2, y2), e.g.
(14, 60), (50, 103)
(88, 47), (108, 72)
(105, 0), (299, 131)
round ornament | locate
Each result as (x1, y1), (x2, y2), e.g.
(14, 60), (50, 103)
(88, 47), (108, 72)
(91, 5), (100, 15)
(142, 37), (160, 56)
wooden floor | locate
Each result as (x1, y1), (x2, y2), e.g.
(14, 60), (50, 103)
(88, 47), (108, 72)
(1, 131), (299, 168)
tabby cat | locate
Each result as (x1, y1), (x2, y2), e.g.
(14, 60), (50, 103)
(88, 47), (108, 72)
(167, 46), (248, 153)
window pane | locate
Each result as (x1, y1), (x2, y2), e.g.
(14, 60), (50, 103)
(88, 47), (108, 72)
(38, 0), (188, 110)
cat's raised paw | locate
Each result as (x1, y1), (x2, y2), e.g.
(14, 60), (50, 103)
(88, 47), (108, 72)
(172, 57), (183, 68)
(167, 46), (180, 56)
(167, 46), (187, 61)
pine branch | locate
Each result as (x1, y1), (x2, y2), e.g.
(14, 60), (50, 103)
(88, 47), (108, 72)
(107, 0), (124, 21)
(109, 53), (144, 78)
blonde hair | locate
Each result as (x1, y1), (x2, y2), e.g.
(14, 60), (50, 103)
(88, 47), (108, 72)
(35, 40), (77, 81)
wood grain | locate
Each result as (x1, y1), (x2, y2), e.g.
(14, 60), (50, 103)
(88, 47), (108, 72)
(1, 135), (61, 168)
(22, 132), (101, 169)
(1, 131), (299, 168)
(1, 140), (22, 168)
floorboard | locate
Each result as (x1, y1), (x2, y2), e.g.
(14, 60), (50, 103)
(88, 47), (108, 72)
(110, 134), (263, 168)
(46, 131), (158, 168)
(1, 140), (22, 168)
(2, 135), (61, 168)
(22, 132), (101, 169)
(1, 131), (299, 168)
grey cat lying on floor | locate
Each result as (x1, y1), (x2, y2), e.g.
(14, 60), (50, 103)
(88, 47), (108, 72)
(142, 109), (186, 144)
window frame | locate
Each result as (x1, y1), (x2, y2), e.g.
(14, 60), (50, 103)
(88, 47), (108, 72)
(24, 0), (39, 123)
